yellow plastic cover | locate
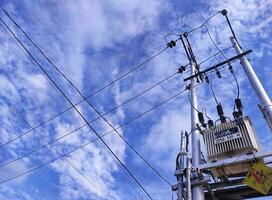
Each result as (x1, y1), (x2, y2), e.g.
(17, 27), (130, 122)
(244, 162), (272, 195)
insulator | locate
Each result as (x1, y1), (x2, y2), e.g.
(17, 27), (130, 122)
(217, 104), (224, 116)
(198, 112), (207, 128)
(195, 64), (200, 71)
(198, 112), (205, 124)
(199, 73), (204, 82)
(216, 70), (222, 79)
(205, 76), (209, 83)
(171, 40), (176, 47)
(196, 76), (200, 83)
(229, 64), (234, 73)
(221, 9), (228, 16)
(167, 40), (176, 48)
(178, 66), (186, 73)
(217, 104), (226, 123)
(235, 98), (243, 112)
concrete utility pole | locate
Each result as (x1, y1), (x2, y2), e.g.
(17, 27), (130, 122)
(190, 62), (204, 200)
(179, 33), (204, 200)
(231, 37), (272, 132)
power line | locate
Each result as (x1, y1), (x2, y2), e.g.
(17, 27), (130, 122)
(0, 96), (100, 190)
(198, 46), (233, 66)
(187, 11), (221, 34)
(204, 24), (241, 102)
(0, 17), (171, 150)
(0, 17), (153, 199)
(0, 71), (178, 169)
(0, 67), (177, 151)
(209, 75), (220, 105)
(0, 13), (177, 188)
(165, 10), (222, 42)
(0, 88), (187, 186)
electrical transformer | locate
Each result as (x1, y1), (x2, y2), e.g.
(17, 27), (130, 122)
(203, 116), (260, 177)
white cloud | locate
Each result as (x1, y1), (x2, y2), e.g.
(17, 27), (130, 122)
(0, 0), (271, 199)
(144, 108), (190, 170)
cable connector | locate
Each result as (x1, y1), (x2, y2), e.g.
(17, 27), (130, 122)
(178, 66), (186, 73)
(167, 40), (176, 48)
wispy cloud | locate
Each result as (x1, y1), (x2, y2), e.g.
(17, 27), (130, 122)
(0, 0), (271, 199)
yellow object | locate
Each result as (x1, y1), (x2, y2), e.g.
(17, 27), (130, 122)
(244, 162), (272, 195)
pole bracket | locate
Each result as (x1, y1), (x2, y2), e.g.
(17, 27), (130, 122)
(183, 50), (252, 82)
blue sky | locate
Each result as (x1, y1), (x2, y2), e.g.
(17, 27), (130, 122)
(0, 0), (271, 199)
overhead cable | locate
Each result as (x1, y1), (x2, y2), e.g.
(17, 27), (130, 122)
(0, 95), (99, 189)
(0, 68), (178, 150)
(0, 88), (187, 186)
(0, 14), (175, 187)
(0, 15), (172, 150)
(0, 17), (153, 199)
(0, 71), (178, 170)
(204, 25), (241, 106)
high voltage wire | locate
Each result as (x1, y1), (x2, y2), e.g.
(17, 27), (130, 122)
(0, 88), (187, 186)
(0, 12), (178, 188)
(0, 8), (181, 197)
(0, 96), (100, 190)
(0, 71), (178, 169)
(0, 17), (153, 200)
(0, 7), (171, 150)
(0, 4), (228, 195)
(187, 11), (221, 34)
(203, 25), (240, 98)
(0, 68), (177, 150)
(0, 72), (178, 185)
(197, 46), (233, 66)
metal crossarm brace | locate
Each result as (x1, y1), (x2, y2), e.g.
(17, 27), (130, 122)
(183, 50), (252, 82)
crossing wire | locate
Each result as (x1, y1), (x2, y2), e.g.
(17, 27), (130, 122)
(0, 71), (178, 170)
(0, 96), (100, 190)
(0, 66), (177, 150)
(0, 17), (153, 200)
(0, 13), (178, 188)
(24, 31), (174, 186)
(0, 6), (170, 149)
(0, 88), (187, 186)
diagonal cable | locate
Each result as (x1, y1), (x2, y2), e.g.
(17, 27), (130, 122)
(0, 88), (187, 186)
(5, 12), (176, 186)
(0, 71), (178, 169)
(0, 13), (175, 187)
(0, 17), (153, 199)
(0, 11), (169, 149)
(0, 95), (99, 190)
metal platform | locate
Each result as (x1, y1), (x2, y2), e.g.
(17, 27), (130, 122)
(197, 150), (272, 171)
(205, 185), (272, 200)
